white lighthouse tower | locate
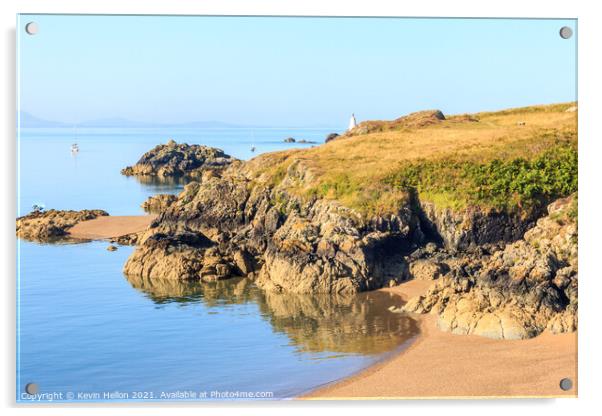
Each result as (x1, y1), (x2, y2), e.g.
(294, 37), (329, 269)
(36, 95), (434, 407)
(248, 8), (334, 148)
(348, 113), (357, 131)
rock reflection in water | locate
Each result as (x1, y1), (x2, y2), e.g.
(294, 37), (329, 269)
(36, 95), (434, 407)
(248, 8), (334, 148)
(124, 275), (419, 355)
(258, 290), (419, 354)
(125, 274), (255, 306)
(129, 175), (192, 193)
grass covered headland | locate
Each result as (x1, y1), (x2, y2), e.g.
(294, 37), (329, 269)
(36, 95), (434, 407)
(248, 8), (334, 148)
(386, 132), (577, 211)
(254, 102), (577, 217)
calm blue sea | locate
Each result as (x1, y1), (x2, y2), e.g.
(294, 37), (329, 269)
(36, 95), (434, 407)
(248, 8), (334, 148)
(17, 127), (334, 216)
(16, 128), (418, 402)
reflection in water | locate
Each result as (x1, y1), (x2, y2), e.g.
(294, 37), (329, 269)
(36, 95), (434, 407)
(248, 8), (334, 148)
(259, 290), (419, 354)
(126, 274), (255, 306)
(128, 175), (193, 194)
(125, 274), (419, 355)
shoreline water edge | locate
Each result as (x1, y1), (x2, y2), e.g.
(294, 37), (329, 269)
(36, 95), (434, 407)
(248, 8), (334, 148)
(16, 103), (578, 399)
(304, 280), (577, 399)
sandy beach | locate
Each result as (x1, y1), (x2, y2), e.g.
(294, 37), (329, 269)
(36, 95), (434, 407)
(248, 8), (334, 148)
(304, 280), (578, 399)
(69, 215), (156, 240)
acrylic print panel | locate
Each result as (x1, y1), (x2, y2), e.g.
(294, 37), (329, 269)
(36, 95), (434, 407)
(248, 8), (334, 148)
(16, 15), (577, 402)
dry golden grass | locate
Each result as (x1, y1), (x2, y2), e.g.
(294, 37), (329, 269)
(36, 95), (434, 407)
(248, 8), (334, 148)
(304, 108), (575, 174)
(249, 102), (577, 216)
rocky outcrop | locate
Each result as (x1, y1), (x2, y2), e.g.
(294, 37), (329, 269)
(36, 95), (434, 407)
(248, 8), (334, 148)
(403, 195), (577, 339)
(345, 110), (446, 137)
(408, 259), (449, 281)
(120, 129), (578, 338)
(16, 209), (109, 241)
(123, 158), (424, 293)
(121, 140), (236, 177)
(111, 232), (143, 246)
(123, 232), (232, 282)
(325, 133), (339, 143)
(255, 200), (419, 293)
(141, 194), (177, 213)
(122, 139), (576, 304)
(418, 201), (544, 251)
(283, 137), (317, 144)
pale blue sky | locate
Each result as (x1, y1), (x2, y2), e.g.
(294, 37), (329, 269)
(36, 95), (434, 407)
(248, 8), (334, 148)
(18, 15), (576, 127)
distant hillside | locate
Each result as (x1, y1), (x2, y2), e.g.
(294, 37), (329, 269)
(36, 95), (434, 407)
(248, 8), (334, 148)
(18, 112), (265, 129)
(78, 118), (248, 128)
(18, 112), (68, 128)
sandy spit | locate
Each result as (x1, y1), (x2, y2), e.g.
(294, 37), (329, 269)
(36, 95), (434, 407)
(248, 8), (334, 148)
(303, 280), (577, 399)
(68, 215), (156, 240)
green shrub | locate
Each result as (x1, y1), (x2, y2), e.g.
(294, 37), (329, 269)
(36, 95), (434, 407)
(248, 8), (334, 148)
(387, 142), (577, 211)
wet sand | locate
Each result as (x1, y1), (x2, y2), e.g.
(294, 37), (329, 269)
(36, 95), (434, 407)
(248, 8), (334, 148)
(69, 215), (156, 240)
(304, 280), (578, 399)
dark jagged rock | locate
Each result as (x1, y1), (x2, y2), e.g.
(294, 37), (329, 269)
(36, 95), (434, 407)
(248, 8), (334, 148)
(325, 133), (339, 143)
(255, 202), (418, 293)
(16, 209), (109, 241)
(124, 159), (424, 294)
(403, 195), (577, 339)
(418, 201), (545, 251)
(141, 194), (177, 213)
(112, 232), (142, 246)
(121, 140), (236, 177)
(123, 232), (217, 281)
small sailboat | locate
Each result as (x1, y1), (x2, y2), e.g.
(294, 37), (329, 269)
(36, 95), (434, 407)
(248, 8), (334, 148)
(71, 125), (80, 154)
(250, 145), (256, 152)
(250, 130), (256, 152)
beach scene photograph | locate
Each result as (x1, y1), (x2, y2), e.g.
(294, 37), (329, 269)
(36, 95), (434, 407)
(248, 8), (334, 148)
(16, 15), (577, 401)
